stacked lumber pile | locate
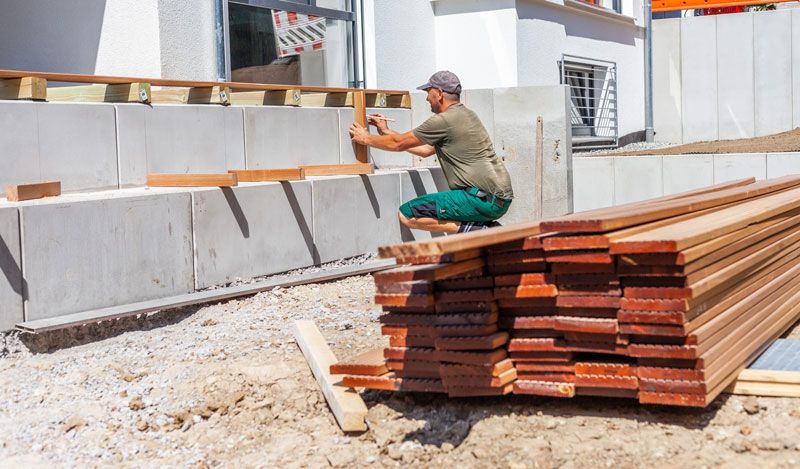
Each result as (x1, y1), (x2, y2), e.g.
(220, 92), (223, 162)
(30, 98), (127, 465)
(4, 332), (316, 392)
(337, 176), (800, 407)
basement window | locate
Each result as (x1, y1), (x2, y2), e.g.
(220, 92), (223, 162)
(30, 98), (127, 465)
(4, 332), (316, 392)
(560, 55), (618, 150)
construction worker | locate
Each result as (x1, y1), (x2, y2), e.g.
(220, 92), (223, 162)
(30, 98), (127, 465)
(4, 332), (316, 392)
(349, 71), (514, 234)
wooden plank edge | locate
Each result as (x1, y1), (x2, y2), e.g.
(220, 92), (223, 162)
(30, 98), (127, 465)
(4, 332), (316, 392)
(15, 258), (396, 333)
(5, 181), (61, 202)
(146, 173), (238, 187)
(292, 320), (369, 432)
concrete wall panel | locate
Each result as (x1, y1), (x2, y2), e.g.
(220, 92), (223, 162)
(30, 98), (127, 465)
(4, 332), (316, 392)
(572, 157), (613, 212)
(662, 155), (714, 195)
(312, 173), (401, 263)
(613, 156), (663, 205)
(652, 18), (683, 143)
(192, 181), (316, 289)
(767, 153), (800, 179)
(37, 102), (118, 192)
(716, 13), (754, 140)
(0, 207), (22, 331)
(754, 10), (793, 137)
(0, 102), (41, 192)
(713, 153), (767, 182)
(680, 17), (718, 142)
(367, 107), (414, 168)
(20, 192), (195, 320)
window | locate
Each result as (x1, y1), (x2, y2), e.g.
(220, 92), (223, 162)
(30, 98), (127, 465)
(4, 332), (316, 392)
(576, 0), (623, 14)
(560, 55), (618, 150)
(227, 0), (360, 87)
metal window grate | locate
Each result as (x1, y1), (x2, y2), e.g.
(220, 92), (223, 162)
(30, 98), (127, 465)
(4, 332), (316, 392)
(560, 55), (618, 150)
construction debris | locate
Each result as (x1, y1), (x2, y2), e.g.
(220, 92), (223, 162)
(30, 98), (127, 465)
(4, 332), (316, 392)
(341, 176), (800, 407)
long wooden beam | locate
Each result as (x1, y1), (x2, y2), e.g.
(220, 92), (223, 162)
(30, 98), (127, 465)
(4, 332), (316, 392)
(228, 168), (305, 182)
(146, 173), (238, 187)
(46, 83), (151, 103)
(300, 163), (374, 176)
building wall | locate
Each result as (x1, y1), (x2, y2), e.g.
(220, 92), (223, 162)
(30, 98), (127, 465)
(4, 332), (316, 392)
(372, 0), (437, 90)
(157, 0), (218, 81)
(653, 10), (800, 144)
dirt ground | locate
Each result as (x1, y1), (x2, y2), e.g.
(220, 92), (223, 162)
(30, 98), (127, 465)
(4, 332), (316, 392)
(594, 127), (800, 156)
(2, 273), (800, 468)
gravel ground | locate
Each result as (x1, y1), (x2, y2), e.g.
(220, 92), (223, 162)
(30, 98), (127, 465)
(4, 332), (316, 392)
(574, 141), (678, 156)
(2, 271), (800, 468)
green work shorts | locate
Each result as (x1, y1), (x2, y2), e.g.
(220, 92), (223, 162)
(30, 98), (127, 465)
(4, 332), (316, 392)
(399, 188), (511, 222)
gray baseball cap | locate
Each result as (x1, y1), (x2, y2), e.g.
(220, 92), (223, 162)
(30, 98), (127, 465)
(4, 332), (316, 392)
(416, 70), (462, 94)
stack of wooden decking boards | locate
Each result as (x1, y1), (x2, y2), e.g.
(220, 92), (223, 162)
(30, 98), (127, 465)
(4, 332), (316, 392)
(336, 175), (800, 407)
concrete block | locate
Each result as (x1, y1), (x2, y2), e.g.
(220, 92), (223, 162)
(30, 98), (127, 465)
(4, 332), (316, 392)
(0, 207), (22, 331)
(493, 86), (572, 223)
(312, 173), (401, 263)
(793, 10), (800, 130)
(754, 10), (793, 137)
(118, 105), (248, 186)
(767, 152), (800, 178)
(652, 18), (683, 143)
(338, 107), (414, 168)
(716, 13), (754, 140)
(36, 102), (118, 191)
(410, 91), (439, 167)
(662, 155), (714, 195)
(20, 191), (195, 320)
(192, 181), (316, 289)
(0, 101), (40, 192)
(713, 153), (767, 183)
(572, 157), (613, 212)
(613, 156), (663, 205)
(681, 16), (718, 143)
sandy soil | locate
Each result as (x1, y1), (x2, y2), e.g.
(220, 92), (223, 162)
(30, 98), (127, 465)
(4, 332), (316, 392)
(593, 127), (800, 156)
(1, 274), (800, 468)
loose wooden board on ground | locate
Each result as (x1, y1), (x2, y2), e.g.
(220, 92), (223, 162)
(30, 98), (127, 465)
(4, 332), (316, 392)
(292, 320), (369, 432)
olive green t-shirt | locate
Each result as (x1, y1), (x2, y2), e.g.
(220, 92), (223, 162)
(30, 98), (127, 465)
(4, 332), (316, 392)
(412, 103), (514, 200)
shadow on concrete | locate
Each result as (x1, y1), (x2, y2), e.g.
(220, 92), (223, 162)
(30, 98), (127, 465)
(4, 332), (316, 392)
(363, 389), (727, 449)
(280, 182), (320, 265)
(359, 175), (381, 218)
(221, 187), (250, 238)
(0, 233), (27, 301)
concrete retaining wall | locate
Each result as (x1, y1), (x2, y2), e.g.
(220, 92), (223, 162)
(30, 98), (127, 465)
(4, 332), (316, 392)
(0, 207), (22, 331)
(653, 10), (800, 143)
(573, 153), (800, 211)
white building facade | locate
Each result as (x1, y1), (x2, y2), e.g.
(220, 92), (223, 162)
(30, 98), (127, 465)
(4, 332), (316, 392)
(0, 0), (646, 144)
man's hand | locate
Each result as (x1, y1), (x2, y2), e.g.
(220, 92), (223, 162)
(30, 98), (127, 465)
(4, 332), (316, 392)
(349, 122), (371, 146)
(367, 113), (389, 134)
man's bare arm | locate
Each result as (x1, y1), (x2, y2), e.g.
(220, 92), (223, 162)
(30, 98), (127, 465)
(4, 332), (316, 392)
(376, 126), (436, 157)
(350, 122), (436, 156)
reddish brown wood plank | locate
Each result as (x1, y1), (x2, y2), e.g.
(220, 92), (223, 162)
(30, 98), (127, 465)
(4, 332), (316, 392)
(434, 332), (509, 351)
(373, 258), (484, 282)
(493, 285), (559, 299)
(330, 348), (388, 376)
(544, 250), (613, 264)
(513, 380), (576, 397)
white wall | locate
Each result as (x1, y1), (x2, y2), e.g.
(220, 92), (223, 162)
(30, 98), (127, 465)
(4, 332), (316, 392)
(653, 10), (800, 144)
(157, 0), (218, 81)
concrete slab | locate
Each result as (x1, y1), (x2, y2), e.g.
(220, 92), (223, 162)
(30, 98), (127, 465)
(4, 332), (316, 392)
(652, 18), (683, 143)
(0, 207), (22, 331)
(662, 155), (714, 195)
(572, 157), (613, 212)
(713, 153), (767, 183)
(192, 181), (316, 289)
(767, 152), (800, 178)
(613, 156), (663, 205)
(793, 10), (800, 130)
(368, 107), (414, 168)
(312, 173), (402, 263)
(493, 86), (572, 223)
(36, 102), (118, 192)
(0, 101), (40, 191)
(754, 10), (793, 137)
(716, 13), (754, 140)
(681, 16), (718, 143)
(19, 191), (195, 320)
(118, 105), (248, 185)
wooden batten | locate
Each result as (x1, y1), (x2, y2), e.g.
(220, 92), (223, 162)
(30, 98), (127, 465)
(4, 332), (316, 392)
(46, 83), (151, 103)
(228, 168), (305, 182)
(299, 92), (354, 107)
(385, 93), (412, 109)
(151, 86), (231, 105)
(146, 173), (238, 187)
(365, 92), (387, 108)
(0, 77), (47, 100)
(5, 181), (61, 202)
(299, 163), (374, 177)
(353, 90), (369, 163)
(230, 89), (302, 106)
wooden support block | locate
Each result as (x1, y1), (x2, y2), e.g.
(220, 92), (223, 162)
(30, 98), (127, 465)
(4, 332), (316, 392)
(146, 173), (238, 187)
(299, 92), (354, 107)
(228, 168), (305, 182)
(230, 89), (302, 106)
(46, 83), (151, 103)
(151, 86), (231, 105)
(353, 90), (369, 163)
(385, 93), (412, 109)
(365, 92), (387, 107)
(299, 163), (374, 176)
(292, 320), (368, 432)
(5, 181), (61, 202)
(0, 77), (47, 100)
(330, 348), (388, 376)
